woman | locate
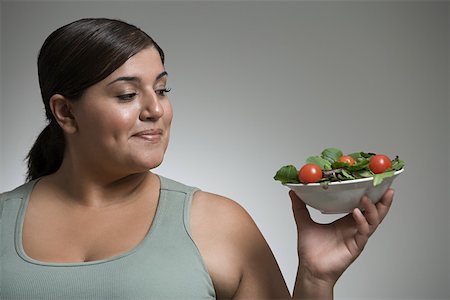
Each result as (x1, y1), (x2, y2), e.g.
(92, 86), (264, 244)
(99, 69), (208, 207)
(0, 18), (394, 299)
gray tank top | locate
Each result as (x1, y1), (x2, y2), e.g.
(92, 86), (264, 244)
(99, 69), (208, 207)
(0, 175), (216, 299)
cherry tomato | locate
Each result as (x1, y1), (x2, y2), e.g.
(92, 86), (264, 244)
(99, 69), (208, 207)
(338, 155), (356, 165)
(298, 163), (323, 183)
(369, 154), (392, 174)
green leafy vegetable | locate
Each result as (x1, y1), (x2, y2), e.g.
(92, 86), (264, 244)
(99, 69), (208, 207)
(321, 148), (343, 164)
(347, 159), (370, 172)
(273, 165), (300, 184)
(274, 147), (405, 186)
(391, 156), (405, 170)
(306, 156), (332, 170)
(373, 170), (396, 186)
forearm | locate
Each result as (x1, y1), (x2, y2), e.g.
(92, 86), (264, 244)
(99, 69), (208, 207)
(292, 268), (334, 300)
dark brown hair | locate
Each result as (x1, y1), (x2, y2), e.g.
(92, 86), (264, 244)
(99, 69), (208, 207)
(26, 18), (164, 181)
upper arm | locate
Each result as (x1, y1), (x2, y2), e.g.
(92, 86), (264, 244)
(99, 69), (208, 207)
(190, 191), (291, 299)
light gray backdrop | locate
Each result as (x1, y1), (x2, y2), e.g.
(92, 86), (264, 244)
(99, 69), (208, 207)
(1, 1), (449, 299)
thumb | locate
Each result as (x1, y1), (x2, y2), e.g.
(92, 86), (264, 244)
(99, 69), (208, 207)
(289, 190), (313, 230)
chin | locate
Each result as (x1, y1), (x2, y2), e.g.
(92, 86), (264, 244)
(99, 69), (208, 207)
(127, 148), (167, 173)
(148, 160), (163, 170)
(141, 155), (165, 171)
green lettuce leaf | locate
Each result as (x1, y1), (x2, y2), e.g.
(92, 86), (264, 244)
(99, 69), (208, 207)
(306, 156), (332, 170)
(321, 148), (343, 163)
(274, 165), (299, 184)
(373, 170), (395, 186)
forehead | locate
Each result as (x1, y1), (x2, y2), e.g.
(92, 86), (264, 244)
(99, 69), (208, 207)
(105, 47), (165, 82)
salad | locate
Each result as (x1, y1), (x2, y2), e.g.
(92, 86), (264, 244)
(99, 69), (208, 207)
(274, 147), (405, 187)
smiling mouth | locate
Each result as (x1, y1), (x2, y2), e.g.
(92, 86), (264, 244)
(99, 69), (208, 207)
(133, 129), (163, 142)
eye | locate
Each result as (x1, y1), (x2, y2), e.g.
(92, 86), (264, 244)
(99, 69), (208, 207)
(117, 92), (138, 101)
(156, 87), (171, 97)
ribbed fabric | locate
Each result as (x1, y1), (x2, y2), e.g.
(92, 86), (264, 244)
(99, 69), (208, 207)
(0, 175), (216, 299)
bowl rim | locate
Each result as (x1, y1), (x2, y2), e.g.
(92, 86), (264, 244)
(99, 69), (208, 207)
(286, 168), (404, 187)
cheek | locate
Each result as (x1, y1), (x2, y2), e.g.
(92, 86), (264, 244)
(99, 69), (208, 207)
(79, 107), (136, 139)
(163, 102), (174, 126)
(113, 109), (136, 128)
(107, 111), (137, 141)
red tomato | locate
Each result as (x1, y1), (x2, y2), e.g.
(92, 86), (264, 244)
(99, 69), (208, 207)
(369, 154), (392, 174)
(298, 163), (323, 183)
(338, 155), (356, 165)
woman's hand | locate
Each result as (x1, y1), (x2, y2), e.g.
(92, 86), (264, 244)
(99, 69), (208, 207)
(290, 189), (394, 298)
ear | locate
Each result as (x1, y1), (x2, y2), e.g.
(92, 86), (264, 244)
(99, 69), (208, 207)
(49, 94), (78, 134)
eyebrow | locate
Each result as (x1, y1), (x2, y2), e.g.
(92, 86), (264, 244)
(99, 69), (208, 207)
(107, 71), (168, 86)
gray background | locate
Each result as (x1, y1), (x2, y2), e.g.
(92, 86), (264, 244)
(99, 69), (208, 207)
(1, 1), (449, 299)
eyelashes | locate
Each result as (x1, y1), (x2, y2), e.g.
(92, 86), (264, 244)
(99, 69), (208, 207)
(156, 87), (171, 96)
(117, 88), (171, 101)
(117, 92), (138, 101)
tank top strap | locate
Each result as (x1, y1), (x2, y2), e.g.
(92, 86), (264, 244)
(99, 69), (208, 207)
(1, 180), (37, 203)
(157, 175), (200, 240)
(0, 191), (5, 221)
(0, 180), (37, 295)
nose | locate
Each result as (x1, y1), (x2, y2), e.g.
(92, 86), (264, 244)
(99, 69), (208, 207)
(139, 91), (164, 121)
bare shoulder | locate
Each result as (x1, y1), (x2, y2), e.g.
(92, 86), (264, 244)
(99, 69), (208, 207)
(190, 190), (260, 265)
(191, 191), (254, 228)
(190, 191), (268, 256)
(190, 191), (290, 299)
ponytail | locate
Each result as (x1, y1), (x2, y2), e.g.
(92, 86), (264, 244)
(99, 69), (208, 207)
(26, 121), (65, 181)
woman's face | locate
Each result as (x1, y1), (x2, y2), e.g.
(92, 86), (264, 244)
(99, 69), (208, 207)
(68, 47), (173, 176)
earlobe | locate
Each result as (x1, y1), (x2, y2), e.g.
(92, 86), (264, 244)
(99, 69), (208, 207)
(49, 94), (78, 134)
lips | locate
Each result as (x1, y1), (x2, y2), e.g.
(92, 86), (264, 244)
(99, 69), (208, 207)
(133, 129), (163, 142)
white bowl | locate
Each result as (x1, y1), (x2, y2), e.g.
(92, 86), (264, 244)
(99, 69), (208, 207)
(286, 169), (404, 214)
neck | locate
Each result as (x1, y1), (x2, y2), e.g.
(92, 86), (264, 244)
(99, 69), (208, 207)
(45, 161), (156, 208)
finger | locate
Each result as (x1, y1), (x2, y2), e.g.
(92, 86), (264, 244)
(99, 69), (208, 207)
(289, 190), (314, 229)
(360, 196), (380, 230)
(352, 207), (370, 250)
(375, 188), (394, 223)
(352, 190), (394, 252)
